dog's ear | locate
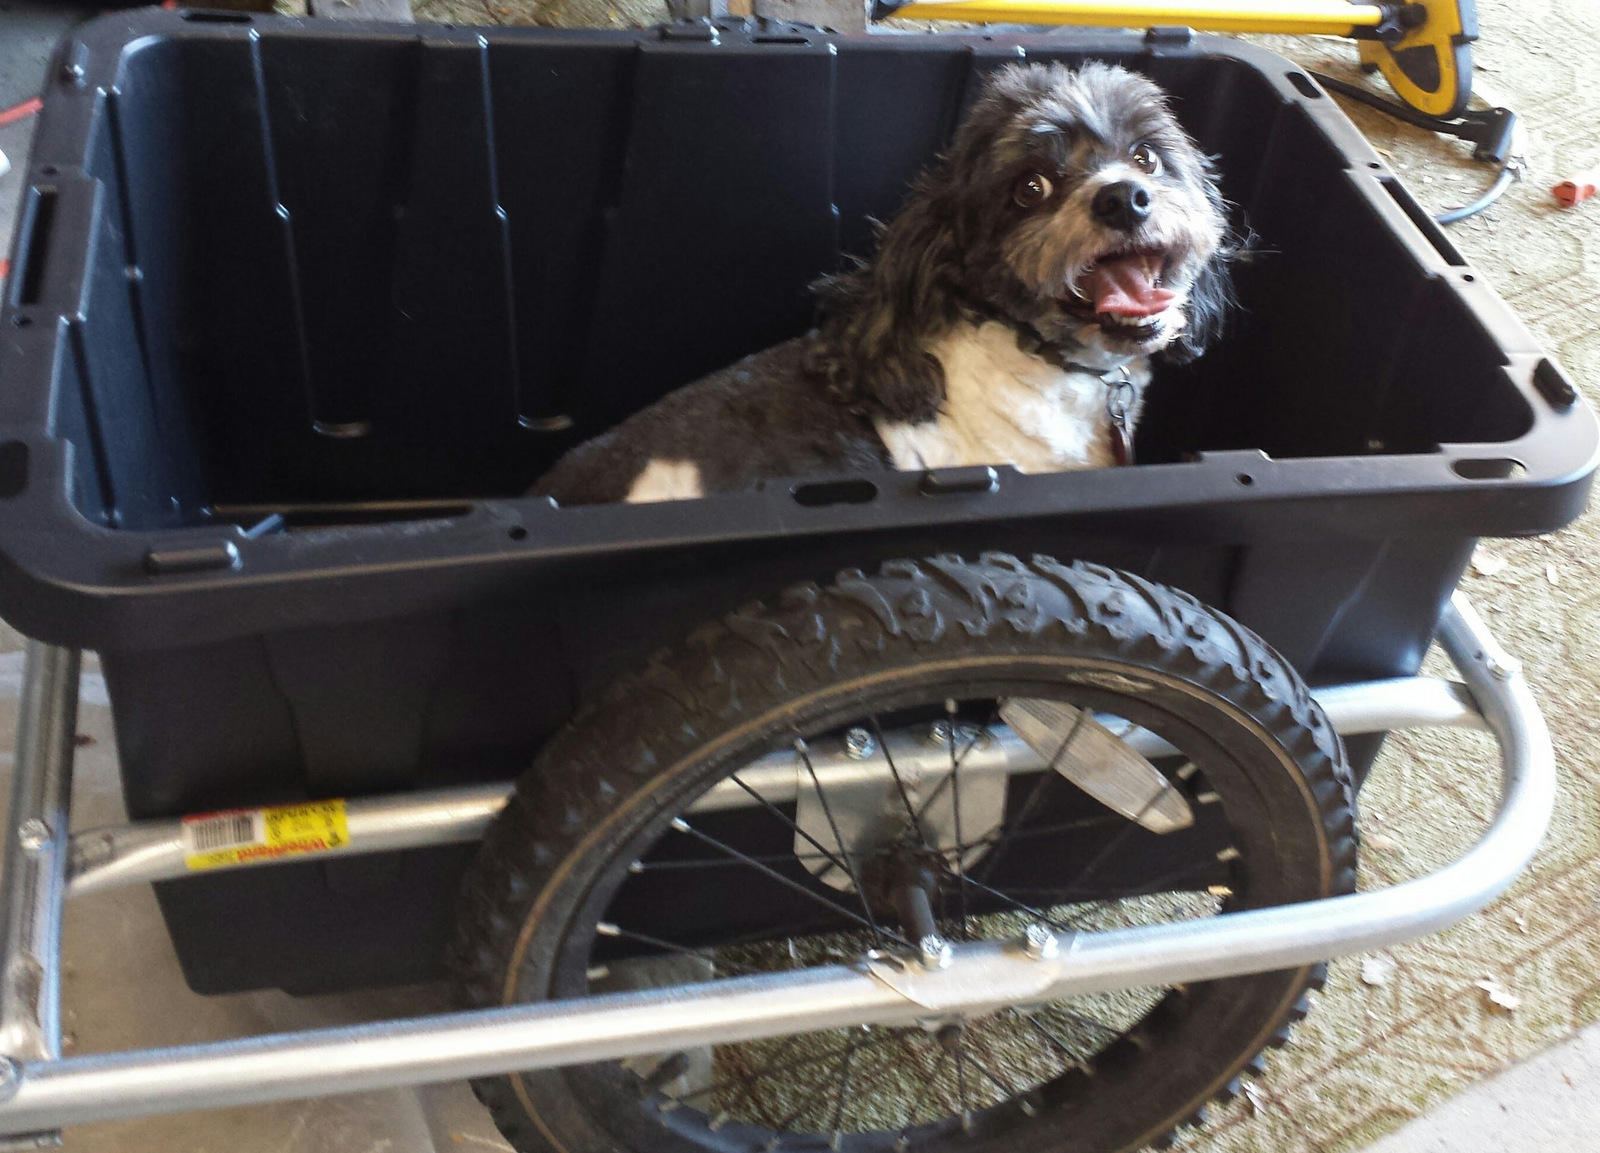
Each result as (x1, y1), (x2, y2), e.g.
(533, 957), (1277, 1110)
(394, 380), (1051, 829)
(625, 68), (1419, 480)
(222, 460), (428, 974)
(1161, 150), (1246, 365)
(1162, 248), (1233, 364)
(808, 185), (963, 423)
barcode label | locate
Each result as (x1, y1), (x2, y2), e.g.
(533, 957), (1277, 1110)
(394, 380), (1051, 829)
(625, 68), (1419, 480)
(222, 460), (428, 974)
(183, 811), (264, 855)
(181, 800), (349, 871)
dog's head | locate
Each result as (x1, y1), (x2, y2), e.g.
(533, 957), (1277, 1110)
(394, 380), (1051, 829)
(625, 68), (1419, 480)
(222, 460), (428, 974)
(813, 62), (1234, 420)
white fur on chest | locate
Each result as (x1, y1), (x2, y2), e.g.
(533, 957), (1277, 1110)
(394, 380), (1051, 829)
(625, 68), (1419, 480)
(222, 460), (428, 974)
(874, 321), (1147, 474)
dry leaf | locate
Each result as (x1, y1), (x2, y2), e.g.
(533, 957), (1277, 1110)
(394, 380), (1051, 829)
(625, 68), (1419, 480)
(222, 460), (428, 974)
(1367, 832), (1399, 852)
(1361, 955), (1394, 986)
(1547, 564), (1561, 585)
(1475, 977), (1519, 1012)
(1242, 1081), (1269, 1116)
(1472, 552), (1509, 577)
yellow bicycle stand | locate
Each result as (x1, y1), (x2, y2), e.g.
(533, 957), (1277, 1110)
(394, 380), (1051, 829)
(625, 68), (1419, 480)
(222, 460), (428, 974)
(877, 0), (1477, 119)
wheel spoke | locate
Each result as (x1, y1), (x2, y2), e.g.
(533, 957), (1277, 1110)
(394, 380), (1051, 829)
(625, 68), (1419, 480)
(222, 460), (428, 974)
(1043, 1005), (1127, 1044)
(911, 703), (1000, 827)
(1001, 855), (1221, 902)
(947, 868), (1072, 933)
(668, 818), (912, 948)
(954, 1037), (972, 1127)
(828, 1040), (858, 1144)
(632, 851), (845, 872)
(1050, 783), (1167, 896)
(794, 738), (888, 947)
(946, 700), (970, 942)
(1017, 1010), (1097, 1068)
(709, 919), (870, 955)
(965, 1046), (1019, 1100)
(964, 813), (1126, 849)
(771, 1043), (861, 1135)
(972, 706), (1089, 884)
(602, 706), (1229, 1140)
(595, 923), (767, 978)
(870, 713), (933, 852)
(969, 768), (1059, 886)
(900, 1044), (952, 1129)
(679, 1029), (908, 1111)
(642, 812), (1126, 873)
(728, 771), (859, 881)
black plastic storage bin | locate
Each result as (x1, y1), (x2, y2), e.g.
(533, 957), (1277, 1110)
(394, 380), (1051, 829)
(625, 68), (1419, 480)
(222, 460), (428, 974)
(0, 10), (1594, 995)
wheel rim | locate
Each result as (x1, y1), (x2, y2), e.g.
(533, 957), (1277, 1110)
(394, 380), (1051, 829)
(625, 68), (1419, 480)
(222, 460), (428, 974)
(543, 678), (1273, 1151)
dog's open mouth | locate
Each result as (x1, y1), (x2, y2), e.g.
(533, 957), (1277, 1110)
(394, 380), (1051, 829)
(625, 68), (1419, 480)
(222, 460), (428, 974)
(1060, 248), (1174, 340)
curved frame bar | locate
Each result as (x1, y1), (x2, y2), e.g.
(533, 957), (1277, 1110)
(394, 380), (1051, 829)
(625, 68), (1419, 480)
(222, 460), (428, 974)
(0, 593), (1550, 1135)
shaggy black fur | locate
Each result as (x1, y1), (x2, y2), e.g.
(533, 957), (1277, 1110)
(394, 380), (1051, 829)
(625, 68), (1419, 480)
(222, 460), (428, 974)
(534, 60), (1234, 507)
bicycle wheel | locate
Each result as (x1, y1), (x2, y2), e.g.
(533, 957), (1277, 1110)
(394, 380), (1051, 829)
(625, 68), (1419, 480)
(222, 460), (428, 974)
(454, 554), (1357, 1153)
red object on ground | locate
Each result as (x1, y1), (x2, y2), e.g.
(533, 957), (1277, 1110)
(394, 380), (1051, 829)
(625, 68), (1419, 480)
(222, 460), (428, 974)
(0, 97), (43, 129)
(1552, 166), (1600, 207)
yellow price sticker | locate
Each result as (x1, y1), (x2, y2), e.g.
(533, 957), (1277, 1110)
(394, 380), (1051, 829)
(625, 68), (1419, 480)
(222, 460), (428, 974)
(181, 799), (350, 871)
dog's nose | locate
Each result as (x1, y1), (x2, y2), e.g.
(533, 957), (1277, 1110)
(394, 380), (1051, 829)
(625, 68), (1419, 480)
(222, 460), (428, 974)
(1092, 181), (1152, 231)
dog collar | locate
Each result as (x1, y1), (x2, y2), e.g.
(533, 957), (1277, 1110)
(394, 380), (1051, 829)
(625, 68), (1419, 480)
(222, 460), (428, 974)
(1101, 366), (1136, 468)
(1039, 345), (1138, 468)
(1006, 322), (1139, 466)
(1037, 355), (1139, 468)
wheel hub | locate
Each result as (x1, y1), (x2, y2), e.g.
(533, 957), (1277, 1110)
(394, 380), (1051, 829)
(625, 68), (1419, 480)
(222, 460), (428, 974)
(794, 720), (1008, 893)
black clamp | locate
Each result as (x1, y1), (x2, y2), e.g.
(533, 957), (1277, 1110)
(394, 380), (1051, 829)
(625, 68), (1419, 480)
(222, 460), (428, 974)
(1311, 72), (1519, 165)
(1350, 2), (1428, 45)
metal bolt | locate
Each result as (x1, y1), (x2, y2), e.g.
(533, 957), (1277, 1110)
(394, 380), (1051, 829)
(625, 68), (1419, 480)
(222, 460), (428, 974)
(16, 820), (48, 854)
(1486, 654), (1520, 682)
(918, 933), (952, 970)
(843, 727), (876, 760)
(926, 721), (952, 747)
(1022, 922), (1059, 960)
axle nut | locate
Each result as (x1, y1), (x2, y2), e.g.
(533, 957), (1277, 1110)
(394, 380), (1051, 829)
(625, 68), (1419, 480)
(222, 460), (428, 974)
(843, 728), (876, 760)
(16, 820), (48, 854)
(1022, 922), (1059, 960)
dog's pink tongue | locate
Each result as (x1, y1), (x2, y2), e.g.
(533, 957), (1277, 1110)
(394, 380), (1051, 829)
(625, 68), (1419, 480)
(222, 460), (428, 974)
(1083, 255), (1175, 318)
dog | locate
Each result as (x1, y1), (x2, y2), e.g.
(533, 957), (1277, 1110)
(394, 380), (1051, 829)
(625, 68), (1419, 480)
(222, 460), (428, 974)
(534, 61), (1233, 506)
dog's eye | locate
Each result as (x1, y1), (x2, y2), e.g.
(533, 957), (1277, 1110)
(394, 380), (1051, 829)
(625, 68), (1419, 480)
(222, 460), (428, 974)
(1013, 173), (1054, 208)
(1129, 141), (1163, 177)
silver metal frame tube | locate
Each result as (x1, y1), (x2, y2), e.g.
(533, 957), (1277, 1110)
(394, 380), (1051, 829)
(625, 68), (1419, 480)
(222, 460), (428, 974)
(67, 784), (511, 898)
(64, 674), (1486, 897)
(0, 593), (1551, 1135)
(0, 643), (80, 1066)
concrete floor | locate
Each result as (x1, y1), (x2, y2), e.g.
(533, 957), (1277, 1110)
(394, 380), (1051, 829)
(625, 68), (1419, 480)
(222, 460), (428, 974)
(2, 6), (1600, 1153)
